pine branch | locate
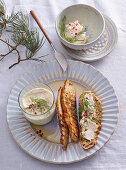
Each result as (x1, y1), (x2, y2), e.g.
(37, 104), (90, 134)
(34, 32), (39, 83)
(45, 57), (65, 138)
(22, 29), (44, 58)
(7, 11), (29, 34)
(9, 57), (46, 69)
(0, 48), (14, 60)
(0, 0), (5, 13)
(0, 1), (46, 69)
(0, 37), (21, 62)
(0, 0), (6, 37)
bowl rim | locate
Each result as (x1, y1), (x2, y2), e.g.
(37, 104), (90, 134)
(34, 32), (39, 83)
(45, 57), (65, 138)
(18, 83), (55, 117)
(55, 4), (105, 46)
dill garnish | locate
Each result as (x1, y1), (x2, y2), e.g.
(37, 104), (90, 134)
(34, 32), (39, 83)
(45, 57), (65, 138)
(79, 93), (103, 122)
(79, 97), (89, 114)
(73, 108), (78, 119)
(30, 97), (50, 110)
(92, 117), (103, 122)
(80, 135), (84, 141)
(60, 15), (66, 38)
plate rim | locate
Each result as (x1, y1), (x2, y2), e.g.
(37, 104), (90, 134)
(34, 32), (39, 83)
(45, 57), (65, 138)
(6, 60), (119, 164)
(61, 15), (118, 62)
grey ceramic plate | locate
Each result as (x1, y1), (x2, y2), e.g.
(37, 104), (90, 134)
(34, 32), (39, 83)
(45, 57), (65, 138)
(61, 15), (118, 61)
(7, 60), (119, 164)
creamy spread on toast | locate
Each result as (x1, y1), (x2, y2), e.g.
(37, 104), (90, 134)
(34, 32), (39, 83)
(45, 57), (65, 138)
(80, 118), (98, 140)
(80, 92), (98, 140)
(79, 91), (102, 149)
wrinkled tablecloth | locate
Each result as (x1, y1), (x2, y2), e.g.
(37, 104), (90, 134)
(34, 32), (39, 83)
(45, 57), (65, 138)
(0, 0), (126, 169)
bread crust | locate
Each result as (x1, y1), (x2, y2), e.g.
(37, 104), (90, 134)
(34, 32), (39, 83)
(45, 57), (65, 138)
(56, 87), (69, 150)
(79, 91), (102, 149)
(61, 80), (79, 142)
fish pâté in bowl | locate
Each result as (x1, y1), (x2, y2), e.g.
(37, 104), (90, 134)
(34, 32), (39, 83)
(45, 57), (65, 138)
(55, 4), (105, 50)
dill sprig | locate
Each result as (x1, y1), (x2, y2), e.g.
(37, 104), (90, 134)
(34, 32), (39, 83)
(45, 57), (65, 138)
(79, 92), (103, 122)
(73, 108), (78, 119)
(0, 0), (46, 69)
(30, 97), (50, 110)
(79, 97), (89, 114)
(60, 15), (66, 38)
(80, 132), (84, 141)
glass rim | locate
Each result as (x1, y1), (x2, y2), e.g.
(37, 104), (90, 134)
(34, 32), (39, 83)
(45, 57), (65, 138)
(18, 83), (55, 116)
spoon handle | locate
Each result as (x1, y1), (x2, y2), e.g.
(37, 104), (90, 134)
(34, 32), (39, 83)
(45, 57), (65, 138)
(30, 10), (52, 45)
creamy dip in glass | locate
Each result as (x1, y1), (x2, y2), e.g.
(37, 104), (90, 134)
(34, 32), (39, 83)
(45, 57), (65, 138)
(19, 83), (55, 125)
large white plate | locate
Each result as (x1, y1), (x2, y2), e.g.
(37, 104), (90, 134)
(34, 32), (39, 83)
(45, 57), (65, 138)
(7, 60), (119, 164)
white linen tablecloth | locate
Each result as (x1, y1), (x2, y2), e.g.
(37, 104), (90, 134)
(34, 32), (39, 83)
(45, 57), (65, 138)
(0, 0), (126, 169)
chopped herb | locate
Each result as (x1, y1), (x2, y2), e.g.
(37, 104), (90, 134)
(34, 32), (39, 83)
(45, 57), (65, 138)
(79, 97), (89, 114)
(80, 132), (85, 141)
(82, 98), (89, 108)
(60, 15), (66, 38)
(65, 37), (85, 43)
(73, 108), (78, 119)
(30, 97), (50, 110)
(82, 89), (85, 94)
(79, 92), (103, 123)
(92, 117), (103, 122)
(80, 136), (84, 141)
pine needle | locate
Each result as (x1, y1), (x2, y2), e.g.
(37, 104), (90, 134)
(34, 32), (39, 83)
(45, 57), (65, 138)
(0, 0), (6, 36)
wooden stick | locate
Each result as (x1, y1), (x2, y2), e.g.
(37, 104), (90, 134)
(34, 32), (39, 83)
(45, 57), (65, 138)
(30, 10), (52, 44)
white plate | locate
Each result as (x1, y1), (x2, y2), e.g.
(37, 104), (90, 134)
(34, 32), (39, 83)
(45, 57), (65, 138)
(61, 15), (118, 61)
(7, 60), (119, 164)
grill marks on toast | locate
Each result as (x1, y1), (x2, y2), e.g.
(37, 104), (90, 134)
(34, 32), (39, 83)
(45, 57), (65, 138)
(61, 80), (79, 142)
(56, 81), (102, 150)
(56, 87), (69, 150)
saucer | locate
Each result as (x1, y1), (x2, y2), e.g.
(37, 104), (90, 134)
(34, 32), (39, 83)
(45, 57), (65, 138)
(61, 15), (118, 61)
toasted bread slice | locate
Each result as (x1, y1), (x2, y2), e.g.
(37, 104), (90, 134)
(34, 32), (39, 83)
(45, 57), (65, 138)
(61, 80), (79, 142)
(79, 91), (102, 149)
(56, 87), (69, 150)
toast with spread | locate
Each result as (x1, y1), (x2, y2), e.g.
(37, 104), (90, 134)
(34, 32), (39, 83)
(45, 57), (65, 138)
(79, 91), (102, 149)
(56, 80), (102, 150)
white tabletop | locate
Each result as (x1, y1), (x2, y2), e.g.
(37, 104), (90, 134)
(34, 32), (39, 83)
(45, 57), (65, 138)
(0, 0), (126, 169)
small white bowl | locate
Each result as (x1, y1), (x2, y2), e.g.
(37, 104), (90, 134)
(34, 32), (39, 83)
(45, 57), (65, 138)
(55, 4), (105, 50)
